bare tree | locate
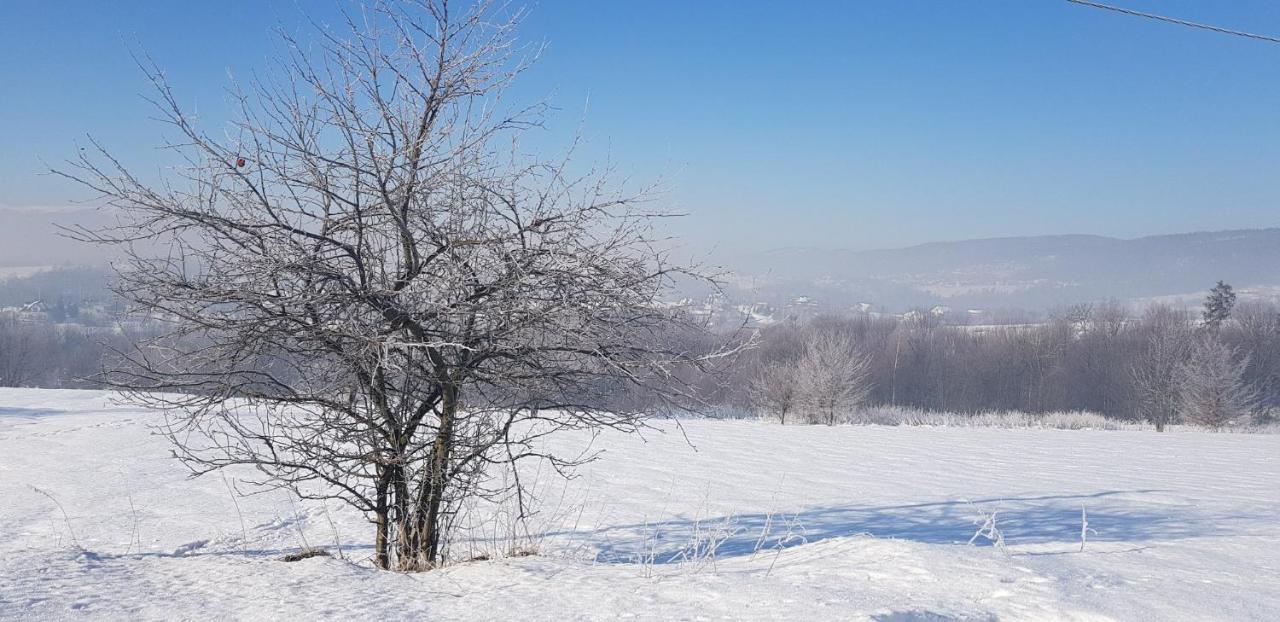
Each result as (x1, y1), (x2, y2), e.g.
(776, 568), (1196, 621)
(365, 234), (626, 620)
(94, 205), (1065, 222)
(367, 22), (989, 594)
(1177, 338), (1257, 429)
(749, 362), (800, 424)
(1130, 305), (1193, 431)
(1092, 299), (1129, 339)
(797, 333), (873, 425)
(0, 317), (45, 387)
(58, 0), (735, 571)
(1228, 301), (1280, 408)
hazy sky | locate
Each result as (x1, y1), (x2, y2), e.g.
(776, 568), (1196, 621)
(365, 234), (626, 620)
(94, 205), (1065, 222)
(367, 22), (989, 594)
(3, 0), (1280, 261)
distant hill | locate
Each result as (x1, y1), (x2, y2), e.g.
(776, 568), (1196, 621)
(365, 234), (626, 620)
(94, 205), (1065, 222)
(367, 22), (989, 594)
(719, 228), (1280, 312)
(8, 222), (1280, 316)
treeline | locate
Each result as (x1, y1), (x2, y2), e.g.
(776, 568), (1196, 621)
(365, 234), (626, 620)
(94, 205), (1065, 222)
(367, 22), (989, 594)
(711, 289), (1279, 428)
(0, 267), (128, 387)
(0, 319), (139, 388)
(0, 266), (113, 309)
(3, 273), (1279, 432)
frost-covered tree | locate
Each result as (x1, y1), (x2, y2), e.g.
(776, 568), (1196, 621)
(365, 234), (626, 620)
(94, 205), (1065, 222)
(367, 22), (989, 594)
(58, 0), (736, 571)
(1202, 281), (1237, 333)
(797, 333), (873, 425)
(1177, 338), (1257, 429)
(749, 362), (800, 424)
(1131, 305), (1193, 432)
(1228, 301), (1280, 409)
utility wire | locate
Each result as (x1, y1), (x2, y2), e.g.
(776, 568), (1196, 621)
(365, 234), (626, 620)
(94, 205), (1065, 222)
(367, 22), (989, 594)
(1066, 0), (1280, 45)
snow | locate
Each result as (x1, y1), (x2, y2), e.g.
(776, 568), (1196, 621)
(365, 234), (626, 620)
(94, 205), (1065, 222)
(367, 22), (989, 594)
(2, 389), (1278, 621)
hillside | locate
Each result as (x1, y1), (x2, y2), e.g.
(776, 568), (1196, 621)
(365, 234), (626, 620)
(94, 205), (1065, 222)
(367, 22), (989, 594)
(720, 228), (1280, 313)
(7, 227), (1280, 323)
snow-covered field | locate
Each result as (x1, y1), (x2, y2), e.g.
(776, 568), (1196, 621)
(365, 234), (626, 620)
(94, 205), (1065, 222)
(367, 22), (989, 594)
(2, 389), (1278, 621)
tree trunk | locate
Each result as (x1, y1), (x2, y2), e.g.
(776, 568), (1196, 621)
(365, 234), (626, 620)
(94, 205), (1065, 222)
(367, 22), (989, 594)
(417, 384), (457, 567)
(392, 463), (416, 570)
(374, 469), (391, 569)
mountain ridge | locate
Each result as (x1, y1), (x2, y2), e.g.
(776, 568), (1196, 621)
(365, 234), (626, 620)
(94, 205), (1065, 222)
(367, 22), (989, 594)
(720, 227), (1280, 311)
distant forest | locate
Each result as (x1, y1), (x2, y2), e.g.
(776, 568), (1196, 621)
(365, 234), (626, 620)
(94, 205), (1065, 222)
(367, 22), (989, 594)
(1, 269), (1276, 428)
(709, 286), (1278, 428)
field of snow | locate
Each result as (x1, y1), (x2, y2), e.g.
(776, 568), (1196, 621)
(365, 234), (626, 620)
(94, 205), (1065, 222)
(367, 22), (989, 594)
(2, 389), (1278, 621)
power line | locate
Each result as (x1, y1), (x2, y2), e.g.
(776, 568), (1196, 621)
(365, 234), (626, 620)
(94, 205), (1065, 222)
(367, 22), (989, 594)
(1066, 0), (1280, 45)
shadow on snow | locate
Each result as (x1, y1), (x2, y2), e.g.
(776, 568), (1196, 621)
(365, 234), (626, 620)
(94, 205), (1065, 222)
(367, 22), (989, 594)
(570, 490), (1256, 564)
(72, 490), (1260, 568)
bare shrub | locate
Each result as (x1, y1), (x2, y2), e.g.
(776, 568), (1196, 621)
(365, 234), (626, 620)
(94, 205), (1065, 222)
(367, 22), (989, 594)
(846, 405), (1141, 430)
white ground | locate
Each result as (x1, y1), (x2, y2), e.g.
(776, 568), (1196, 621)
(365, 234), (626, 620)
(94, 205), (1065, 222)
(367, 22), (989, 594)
(1, 389), (1277, 621)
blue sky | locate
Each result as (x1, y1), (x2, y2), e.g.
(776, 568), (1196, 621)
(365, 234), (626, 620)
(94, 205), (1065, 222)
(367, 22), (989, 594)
(3, 1), (1280, 256)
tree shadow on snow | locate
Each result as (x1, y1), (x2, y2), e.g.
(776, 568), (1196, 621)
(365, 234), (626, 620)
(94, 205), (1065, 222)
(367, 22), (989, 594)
(576, 490), (1258, 564)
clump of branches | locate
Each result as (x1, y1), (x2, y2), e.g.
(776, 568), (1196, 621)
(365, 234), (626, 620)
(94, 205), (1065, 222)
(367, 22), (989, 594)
(57, 0), (738, 571)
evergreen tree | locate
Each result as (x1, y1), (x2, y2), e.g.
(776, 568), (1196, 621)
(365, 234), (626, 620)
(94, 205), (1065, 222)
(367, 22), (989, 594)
(1202, 281), (1237, 332)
